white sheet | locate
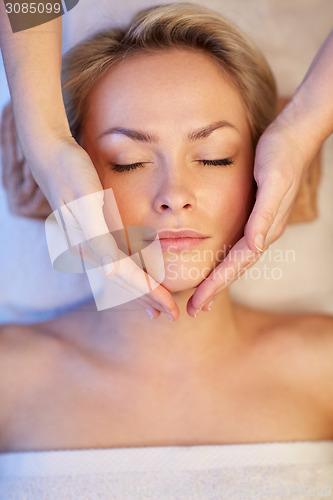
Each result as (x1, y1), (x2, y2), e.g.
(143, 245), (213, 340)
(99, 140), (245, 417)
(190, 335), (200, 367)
(1, 441), (332, 499)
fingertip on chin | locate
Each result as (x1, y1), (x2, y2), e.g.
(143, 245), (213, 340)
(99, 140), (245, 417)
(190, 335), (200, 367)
(186, 303), (197, 318)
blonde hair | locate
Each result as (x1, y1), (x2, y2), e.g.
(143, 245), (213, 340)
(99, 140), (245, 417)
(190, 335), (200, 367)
(62, 2), (277, 145)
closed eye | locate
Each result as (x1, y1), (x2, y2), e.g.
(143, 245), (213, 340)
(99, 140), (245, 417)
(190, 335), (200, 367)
(198, 159), (234, 167)
(110, 158), (234, 173)
(111, 162), (146, 172)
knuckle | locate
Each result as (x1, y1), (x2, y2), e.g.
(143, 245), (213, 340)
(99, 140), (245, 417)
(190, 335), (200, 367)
(269, 168), (285, 182)
(259, 209), (275, 226)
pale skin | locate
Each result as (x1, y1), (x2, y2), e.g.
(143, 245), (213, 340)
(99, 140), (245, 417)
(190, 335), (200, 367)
(0, 49), (333, 453)
(1, 0), (332, 321)
(0, 7), (176, 321)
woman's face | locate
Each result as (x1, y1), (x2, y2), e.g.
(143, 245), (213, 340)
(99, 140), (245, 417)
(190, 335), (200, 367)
(81, 48), (255, 292)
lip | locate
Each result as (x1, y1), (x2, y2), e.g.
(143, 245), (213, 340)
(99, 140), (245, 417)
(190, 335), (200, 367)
(155, 228), (209, 251)
(157, 229), (208, 239)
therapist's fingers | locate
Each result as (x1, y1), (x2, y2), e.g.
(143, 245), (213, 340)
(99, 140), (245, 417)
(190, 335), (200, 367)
(37, 139), (178, 319)
(187, 122), (308, 316)
(186, 236), (261, 316)
(59, 194), (178, 320)
(244, 170), (292, 254)
(245, 120), (306, 254)
(187, 170), (299, 315)
(186, 165), (299, 316)
(102, 248), (179, 320)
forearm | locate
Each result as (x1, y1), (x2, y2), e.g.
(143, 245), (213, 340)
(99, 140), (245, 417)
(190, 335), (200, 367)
(277, 30), (333, 158)
(0, 3), (71, 160)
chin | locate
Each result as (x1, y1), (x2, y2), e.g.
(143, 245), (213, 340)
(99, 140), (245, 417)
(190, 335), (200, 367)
(161, 279), (197, 293)
(160, 263), (213, 293)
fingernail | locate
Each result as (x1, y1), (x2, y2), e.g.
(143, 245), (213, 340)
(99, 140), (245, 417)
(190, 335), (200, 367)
(161, 305), (170, 314)
(145, 309), (155, 320)
(253, 235), (264, 253)
(166, 313), (173, 321)
(102, 257), (116, 275)
(207, 300), (215, 311)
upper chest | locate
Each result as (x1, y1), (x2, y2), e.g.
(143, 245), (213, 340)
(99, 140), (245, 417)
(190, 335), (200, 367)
(2, 330), (332, 452)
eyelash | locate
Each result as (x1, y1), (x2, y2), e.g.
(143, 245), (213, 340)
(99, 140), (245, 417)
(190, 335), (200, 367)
(111, 158), (234, 173)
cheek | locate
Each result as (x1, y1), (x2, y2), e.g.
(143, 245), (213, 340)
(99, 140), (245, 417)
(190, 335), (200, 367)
(231, 180), (255, 229)
(206, 170), (255, 244)
(102, 175), (150, 226)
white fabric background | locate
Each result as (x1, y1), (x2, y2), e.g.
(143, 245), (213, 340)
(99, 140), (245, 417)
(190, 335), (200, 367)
(0, 0), (332, 322)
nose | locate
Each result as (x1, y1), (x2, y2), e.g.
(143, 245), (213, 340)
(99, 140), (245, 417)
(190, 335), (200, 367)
(152, 164), (197, 214)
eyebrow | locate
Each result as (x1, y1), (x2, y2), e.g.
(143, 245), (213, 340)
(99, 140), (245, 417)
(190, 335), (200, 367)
(98, 120), (239, 143)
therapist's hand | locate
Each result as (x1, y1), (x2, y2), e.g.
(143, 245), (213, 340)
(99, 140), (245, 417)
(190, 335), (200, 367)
(187, 29), (333, 317)
(186, 117), (311, 317)
(0, 10), (178, 321)
(34, 135), (179, 321)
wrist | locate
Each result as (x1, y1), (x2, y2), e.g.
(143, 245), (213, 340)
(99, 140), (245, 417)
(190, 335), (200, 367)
(18, 123), (75, 175)
(14, 107), (73, 160)
(7, 72), (72, 157)
(275, 92), (325, 165)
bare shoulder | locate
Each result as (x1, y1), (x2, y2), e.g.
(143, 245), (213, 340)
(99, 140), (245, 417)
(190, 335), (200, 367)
(0, 322), (65, 383)
(0, 322), (61, 361)
(234, 302), (333, 422)
(0, 324), (63, 431)
(267, 311), (333, 352)
(276, 313), (333, 372)
(275, 312), (333, 425)
(233, 301), (333, 366)
(288, 312), (333, 334)
(233, 301), (333, 337)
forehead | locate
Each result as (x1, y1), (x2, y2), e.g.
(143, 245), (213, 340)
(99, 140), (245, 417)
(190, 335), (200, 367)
(85, 48), (249, 137)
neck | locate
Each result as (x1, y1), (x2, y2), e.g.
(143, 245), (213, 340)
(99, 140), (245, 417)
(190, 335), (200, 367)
(50, 288), (242, 378)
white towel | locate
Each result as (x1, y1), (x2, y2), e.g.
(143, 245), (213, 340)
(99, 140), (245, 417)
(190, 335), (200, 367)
(1, 441), (332, 499)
